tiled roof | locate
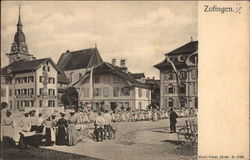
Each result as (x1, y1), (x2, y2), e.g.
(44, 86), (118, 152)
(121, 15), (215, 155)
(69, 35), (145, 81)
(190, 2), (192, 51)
(0, 58), (48, 75)
(57, 69), (69, 84)
(74, 62), (151, 89)
(154, 41), (198, 70)
(166, 41), (198, 56)
(57, 48), (103, 71)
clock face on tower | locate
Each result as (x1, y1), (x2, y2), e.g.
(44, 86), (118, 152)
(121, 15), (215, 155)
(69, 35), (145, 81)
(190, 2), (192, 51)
(22, 46), (27, 52)
(12, 46), (17, 52)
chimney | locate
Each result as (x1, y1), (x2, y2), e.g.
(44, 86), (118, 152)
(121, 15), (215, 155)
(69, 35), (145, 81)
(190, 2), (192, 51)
(112, 59), (116, 66)
(66, 50), (70, 54)
(191, 36), (193, 42)
(152, 77), (155, 80)
(120, 59), (126, 67)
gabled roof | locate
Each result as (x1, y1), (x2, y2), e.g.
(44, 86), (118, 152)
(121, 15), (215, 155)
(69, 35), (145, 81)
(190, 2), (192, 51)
(1, 58), (61, 75)
(166, 41), (198, 56)
(154, 41), (198, 70)
(57, 48), (103, 71)
(74, 62), (151, 89)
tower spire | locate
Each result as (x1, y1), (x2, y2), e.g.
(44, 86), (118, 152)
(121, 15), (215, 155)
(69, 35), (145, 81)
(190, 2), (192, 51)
(17, 4), (22, 31)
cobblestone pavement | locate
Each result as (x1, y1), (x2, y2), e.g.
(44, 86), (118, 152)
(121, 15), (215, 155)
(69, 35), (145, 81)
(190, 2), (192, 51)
(45, 117), (197, 160)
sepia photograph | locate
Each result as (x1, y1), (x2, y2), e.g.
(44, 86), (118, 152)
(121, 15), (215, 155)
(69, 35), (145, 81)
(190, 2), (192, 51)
(0, 1), (199, 160)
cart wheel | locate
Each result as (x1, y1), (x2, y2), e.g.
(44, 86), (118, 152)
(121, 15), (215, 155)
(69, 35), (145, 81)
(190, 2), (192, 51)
(178, 128), (196, 145)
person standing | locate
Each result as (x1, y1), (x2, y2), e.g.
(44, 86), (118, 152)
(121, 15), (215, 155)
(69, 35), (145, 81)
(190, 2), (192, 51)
(94, 111), (105, 142)
(2, 111), (15, 146)
(169, 108), (178, 133)
(42, 116), (55, 146)
(36, 113), (44, 133)
(103, 110), (112, 140)
(67, 112), (77, 146)
(56, 112), (68, 145)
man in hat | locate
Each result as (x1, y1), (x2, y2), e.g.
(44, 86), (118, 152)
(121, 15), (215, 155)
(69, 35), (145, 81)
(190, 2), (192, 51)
(94, 111), (105, 142)
(169, 108), (178, 133)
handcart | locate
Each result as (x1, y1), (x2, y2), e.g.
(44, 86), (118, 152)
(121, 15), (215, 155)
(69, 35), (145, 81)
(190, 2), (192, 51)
(178, 120), (197, 145)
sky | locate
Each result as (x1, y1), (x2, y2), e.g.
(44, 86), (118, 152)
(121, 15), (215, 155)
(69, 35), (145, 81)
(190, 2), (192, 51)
(1, 1), (197, 79)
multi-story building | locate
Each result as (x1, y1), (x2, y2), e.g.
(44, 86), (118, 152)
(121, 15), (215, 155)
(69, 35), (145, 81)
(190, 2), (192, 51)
(74, 62), (151, 111)
(0, 58), (60, 111)
(0, 7), (64, 111)
(145, 77), (160, 107)
(154, 40), (198, 110)
(57, 47), (103, 85)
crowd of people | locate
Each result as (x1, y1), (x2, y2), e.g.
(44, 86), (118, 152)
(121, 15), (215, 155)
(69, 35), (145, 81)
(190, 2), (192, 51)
(0, 106), (197, 148)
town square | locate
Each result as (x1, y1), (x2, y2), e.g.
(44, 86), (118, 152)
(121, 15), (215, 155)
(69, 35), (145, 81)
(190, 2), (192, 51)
(1, 1), (198, 160)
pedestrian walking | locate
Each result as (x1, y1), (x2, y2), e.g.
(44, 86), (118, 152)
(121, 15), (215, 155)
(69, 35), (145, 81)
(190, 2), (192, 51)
(169, 108), (178, 133)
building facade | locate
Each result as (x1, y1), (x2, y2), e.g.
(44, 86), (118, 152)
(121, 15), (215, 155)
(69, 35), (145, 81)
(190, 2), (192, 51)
(154, 41), (198, 110)
(57, 47), (103, 85)
(74, 62), (151, 111)
(0, 7), (62, 112)
(0, 58), (60, 111)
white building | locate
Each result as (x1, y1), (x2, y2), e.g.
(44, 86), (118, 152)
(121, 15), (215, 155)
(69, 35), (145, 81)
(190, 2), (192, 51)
(74, 62), (151, 111)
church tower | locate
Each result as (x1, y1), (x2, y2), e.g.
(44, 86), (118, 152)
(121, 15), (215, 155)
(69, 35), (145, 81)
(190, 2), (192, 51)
(6, 5), (33, 64)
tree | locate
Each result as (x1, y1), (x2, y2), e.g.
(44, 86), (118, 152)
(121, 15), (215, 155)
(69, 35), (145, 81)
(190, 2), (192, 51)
(0, 102), (8, 110)
(60, 87), (79, 110)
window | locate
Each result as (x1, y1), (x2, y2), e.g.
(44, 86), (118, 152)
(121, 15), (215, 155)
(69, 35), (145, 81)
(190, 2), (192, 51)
(39, 76), (43, 83)
(94, 76), (100, 84)
(169, 72), (174, 80)
(30, 101), (34, 107)
(103, 87), (109, 97)
(40, 88), (44, 95)
(1, 88), (6, 97)
(180, 71), (187, 80)
(180, 98), (186, 108)
(39, 100), (43, 107)
(121, 87), (130, 96)
(179, 84), (186, 94)
(23, 77), (28, 83)
(22, 89), (27, 95)
(15, 89), (21, 96)
(49, 89), (55, 96)
(47, 66), (50, 72)
(103, 76), (109, 84)
(49, 78), (55, 84)
(28, 88), (34, 95)
(168, 98), (173, 108)
(138, 88), (142, 97)
(193, 83), (197, 94)
(191, 70), (197, 79)
(94, 88), (101, 97)
(195, 97), (198, 109)
(9, 89), (12, 96)
(167, 84), (174, 94)
(48, 100), (55, 107)
(28, 76), (34, 83)
(113, 87), (119, 97)
(15, 78), (21, 84)
(17, 101), (20, 109)
(138, 102), (142, 110)
(113, 75), (119, 83)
